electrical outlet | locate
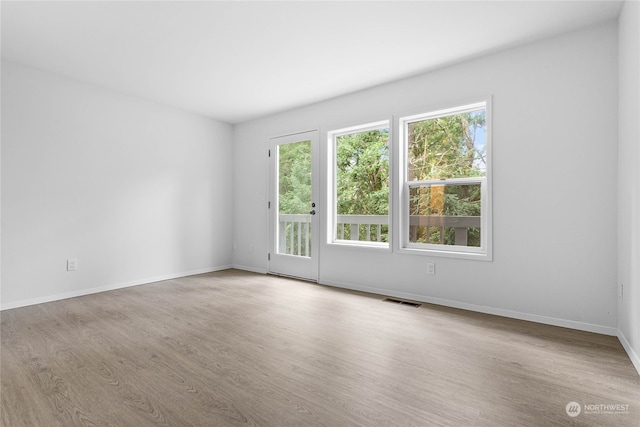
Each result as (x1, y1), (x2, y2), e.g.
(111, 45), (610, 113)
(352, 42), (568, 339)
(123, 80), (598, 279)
(67, 258), (78, 271)
(427, 262), (435, 275)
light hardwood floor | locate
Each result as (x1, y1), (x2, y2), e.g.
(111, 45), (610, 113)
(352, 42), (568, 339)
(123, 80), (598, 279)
(1, 269), (638, 426)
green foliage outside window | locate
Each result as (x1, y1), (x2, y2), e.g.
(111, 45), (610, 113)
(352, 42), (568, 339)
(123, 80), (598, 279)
(336, 128), (390, 242)
(278, 141), (311, 215)
(277, 109), (487, 248)
(408, 110), (486, 246)
(278, 141), (312, 255)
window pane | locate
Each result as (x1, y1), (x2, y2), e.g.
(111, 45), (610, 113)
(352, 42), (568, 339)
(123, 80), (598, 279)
(408, 183), (482, 247)
(407, 109), (486, 181)
(278, 140), (311, 256)
(335, 126), (389, 243)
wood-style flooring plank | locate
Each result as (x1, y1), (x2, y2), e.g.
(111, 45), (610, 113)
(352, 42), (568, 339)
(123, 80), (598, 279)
(2, 269), (639, 426)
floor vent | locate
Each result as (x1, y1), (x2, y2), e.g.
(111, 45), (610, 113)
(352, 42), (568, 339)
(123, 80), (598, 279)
(382, 298), (422, 308)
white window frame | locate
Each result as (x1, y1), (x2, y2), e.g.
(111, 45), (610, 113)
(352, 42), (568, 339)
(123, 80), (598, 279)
(397, 100), (492, 261)
(327, 120), (391, 250)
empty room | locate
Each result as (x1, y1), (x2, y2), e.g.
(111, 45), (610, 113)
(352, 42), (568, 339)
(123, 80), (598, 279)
(1, 1), (639, 426)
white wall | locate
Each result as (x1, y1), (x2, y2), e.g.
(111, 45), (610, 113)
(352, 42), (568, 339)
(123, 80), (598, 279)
(234, 22), (619, 334)
(618, 0), (640, 374)
(1, 61), (234, 309)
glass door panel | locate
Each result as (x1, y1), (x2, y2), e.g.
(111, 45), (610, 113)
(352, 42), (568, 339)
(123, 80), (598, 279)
(277, 140), (312, 257)
(269, 130), (318, 281)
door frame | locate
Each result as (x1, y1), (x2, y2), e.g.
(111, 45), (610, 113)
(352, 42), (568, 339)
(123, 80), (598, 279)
(268, 129), (319, 282)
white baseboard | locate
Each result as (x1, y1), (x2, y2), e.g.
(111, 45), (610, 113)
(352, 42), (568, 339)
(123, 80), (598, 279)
(4, 267), (621, 342)
(618, 330), (640, 376)
(320, 278), (618, 336)
(0, 265), (233, 311)
(232, 264), (268, 274)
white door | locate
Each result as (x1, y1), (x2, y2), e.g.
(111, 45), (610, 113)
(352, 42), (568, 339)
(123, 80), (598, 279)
(269, 130), (319, 281)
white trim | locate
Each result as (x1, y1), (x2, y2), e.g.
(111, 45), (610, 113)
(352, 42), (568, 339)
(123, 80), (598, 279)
(407, 176), (485, 187)
(330, 240), (392, 252)
(397, 246), (491, 261)
(319, 278), (618, 336)
(328, 120), (390, 139)
(400, 101), (488, 124)
(398, 98), (492, 261)
(0, 265), (233, 311)
(327, 120), (391, 248)
(268, 130), (319, 282)
(618, 330), (640, 376)
(232, 264), (269, 275)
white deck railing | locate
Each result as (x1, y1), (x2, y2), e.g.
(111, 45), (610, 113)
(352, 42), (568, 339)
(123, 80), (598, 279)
(278, 214), (311, 256)
(336, 215), (388, 242)
(408, 215), (480, 246)
(278, 214), (480, 255)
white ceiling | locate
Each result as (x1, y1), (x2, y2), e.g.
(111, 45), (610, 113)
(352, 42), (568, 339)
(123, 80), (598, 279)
(1, 1), (624, 124)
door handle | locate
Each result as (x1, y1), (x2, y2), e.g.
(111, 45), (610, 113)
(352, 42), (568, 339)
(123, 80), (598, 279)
(310, 210), (316, 215)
